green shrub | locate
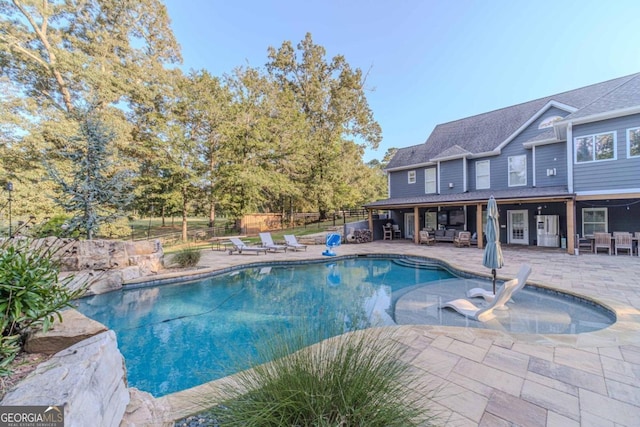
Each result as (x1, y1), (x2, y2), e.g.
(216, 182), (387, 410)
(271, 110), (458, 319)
(171, 247), (202, 268)
(208, 327), (436, 427)
(30, 214), (79, 238)
(0, 238), (84, 376)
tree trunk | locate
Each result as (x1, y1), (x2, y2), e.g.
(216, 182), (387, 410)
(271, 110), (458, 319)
(181, 189), (188, 242)
(208, 194), (216, 228)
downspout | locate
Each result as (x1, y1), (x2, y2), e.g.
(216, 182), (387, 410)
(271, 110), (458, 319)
(463, 156), (467, 192)
(532, 146), (536, 187)
(566, 123), (574, 193)
(437, 161), (441, 194)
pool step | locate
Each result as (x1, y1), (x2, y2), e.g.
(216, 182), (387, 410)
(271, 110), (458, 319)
(393, 258), (441, 270)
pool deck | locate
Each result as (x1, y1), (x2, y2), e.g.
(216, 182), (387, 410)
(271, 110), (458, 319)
(157, 240), (640, 426)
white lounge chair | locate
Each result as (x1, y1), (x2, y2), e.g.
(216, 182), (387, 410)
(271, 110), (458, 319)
(259, 232), (288, 252)
(228, 237), (267, 255)
(284, 234), (307, 251)
(466, 264), (532, 306)
(440, 271), (525, 322)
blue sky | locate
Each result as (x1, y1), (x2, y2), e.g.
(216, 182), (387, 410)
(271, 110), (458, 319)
(163, 0), (640, 161)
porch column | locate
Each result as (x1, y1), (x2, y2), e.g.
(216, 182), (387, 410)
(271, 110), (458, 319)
(368, 209), (373, 240)
(414, 206), (419, 244)
(476, 202), (484, 249)
(566, 199), (575, 255)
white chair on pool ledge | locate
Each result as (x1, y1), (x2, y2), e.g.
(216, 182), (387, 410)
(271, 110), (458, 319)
(466, 264), (532, 306)
(440, 265), (532, 322)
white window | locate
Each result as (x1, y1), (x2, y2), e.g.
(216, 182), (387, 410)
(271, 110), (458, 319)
(424, 211), (437, 230)
(424, 168), (436, 193)
(475, 160), (490, 189)
(628, 128), (640, 158)
(407, 170), (416, 184)
(582, 208), (607, 237)
(574, 131), (616, 163)
(508, 155), (527, 187)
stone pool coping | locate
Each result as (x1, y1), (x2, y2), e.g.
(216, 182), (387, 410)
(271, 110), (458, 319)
(139, 241), (640, 425)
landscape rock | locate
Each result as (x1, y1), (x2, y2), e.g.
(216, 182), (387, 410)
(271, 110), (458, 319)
(1, 331), (130, 427)
(120, 388), (173, 427)
(52, 239), (165, 295)
(24, 308), (107, 354)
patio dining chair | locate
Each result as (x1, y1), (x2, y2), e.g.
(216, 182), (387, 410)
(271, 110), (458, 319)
(382, 225), (392, 240)
(613, 232), (632, 256)
(593, 232), (611, 255)
(392, 224), (402, 239)
(576, 234), (593, 254)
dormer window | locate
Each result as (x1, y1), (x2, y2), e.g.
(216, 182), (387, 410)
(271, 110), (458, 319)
(408, 170), (416, 184)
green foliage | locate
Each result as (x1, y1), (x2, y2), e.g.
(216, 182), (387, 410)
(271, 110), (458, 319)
(30, 215), (74, 238)
(97, 217), (132, 239)
(0, 238), (84, 376)
(171, 247), (202, 268)
(209, 327), (435, 427)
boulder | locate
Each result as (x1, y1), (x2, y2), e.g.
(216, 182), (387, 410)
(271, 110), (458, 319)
(120, 388), (173, 427)
(1, 331), (130, 427)
(24, 309), (107, 354)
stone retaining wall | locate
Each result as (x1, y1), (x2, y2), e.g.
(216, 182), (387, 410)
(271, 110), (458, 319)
(49, 238), (165, 295)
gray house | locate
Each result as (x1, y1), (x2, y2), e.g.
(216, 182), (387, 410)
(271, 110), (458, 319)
(365, 73), (640, 254)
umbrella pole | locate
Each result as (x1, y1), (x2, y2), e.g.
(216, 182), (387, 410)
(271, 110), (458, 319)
(492, 268), (496, 295)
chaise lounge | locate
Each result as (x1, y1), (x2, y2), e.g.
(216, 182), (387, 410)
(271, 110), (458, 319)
(466, 264), (532, 306)
(284, 234), (307, 251)
(259, 232), (288, 252)
(228, 237), (268, 255)
(440, 274), (522, 322)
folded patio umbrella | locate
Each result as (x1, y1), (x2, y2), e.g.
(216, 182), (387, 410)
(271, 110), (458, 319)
(483, 196), (504, 294)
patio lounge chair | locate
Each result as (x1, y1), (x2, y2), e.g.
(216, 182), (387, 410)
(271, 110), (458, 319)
(440, 272), (523, 321)
(259, 232), (288, 252)
(284, 234), (307, 251)
(228, 237), (268, 255)
(466, 264), (532, 307)
(453, 231), (471, 247)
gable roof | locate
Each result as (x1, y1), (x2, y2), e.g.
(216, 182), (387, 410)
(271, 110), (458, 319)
(386, 73), (640, 171)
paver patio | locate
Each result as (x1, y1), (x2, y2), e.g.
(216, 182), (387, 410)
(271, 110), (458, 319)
(154, 240), (640, 426)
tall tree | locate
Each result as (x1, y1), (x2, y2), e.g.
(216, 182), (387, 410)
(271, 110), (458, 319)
(47, 112), (133, 239)
(217, 67), (308, 221)
(0, 0), (181, 221)
(266, 33), (382, 219)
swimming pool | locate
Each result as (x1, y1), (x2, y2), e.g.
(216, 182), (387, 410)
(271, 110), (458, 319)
(75, 255), (615, 397)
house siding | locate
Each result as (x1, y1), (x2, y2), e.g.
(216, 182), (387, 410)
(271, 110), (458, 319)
(573, 113), (640, 192)
(388, 166), (438, 198)
(439, 159), (465, 194)
(534, 143), (567, 187)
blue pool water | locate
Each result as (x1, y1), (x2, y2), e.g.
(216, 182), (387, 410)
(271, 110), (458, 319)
(75, 256), (614, 397)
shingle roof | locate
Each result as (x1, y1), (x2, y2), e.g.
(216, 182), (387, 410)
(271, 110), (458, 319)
(431, 144), (472, 160)
(386, 73), (640, 170)
(364, 186), (572, 208)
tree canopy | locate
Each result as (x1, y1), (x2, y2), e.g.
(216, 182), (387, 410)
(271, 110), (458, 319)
(1, 4), (388, 239)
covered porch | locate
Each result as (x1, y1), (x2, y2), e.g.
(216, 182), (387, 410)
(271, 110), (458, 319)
(364, 187), (578, 254)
